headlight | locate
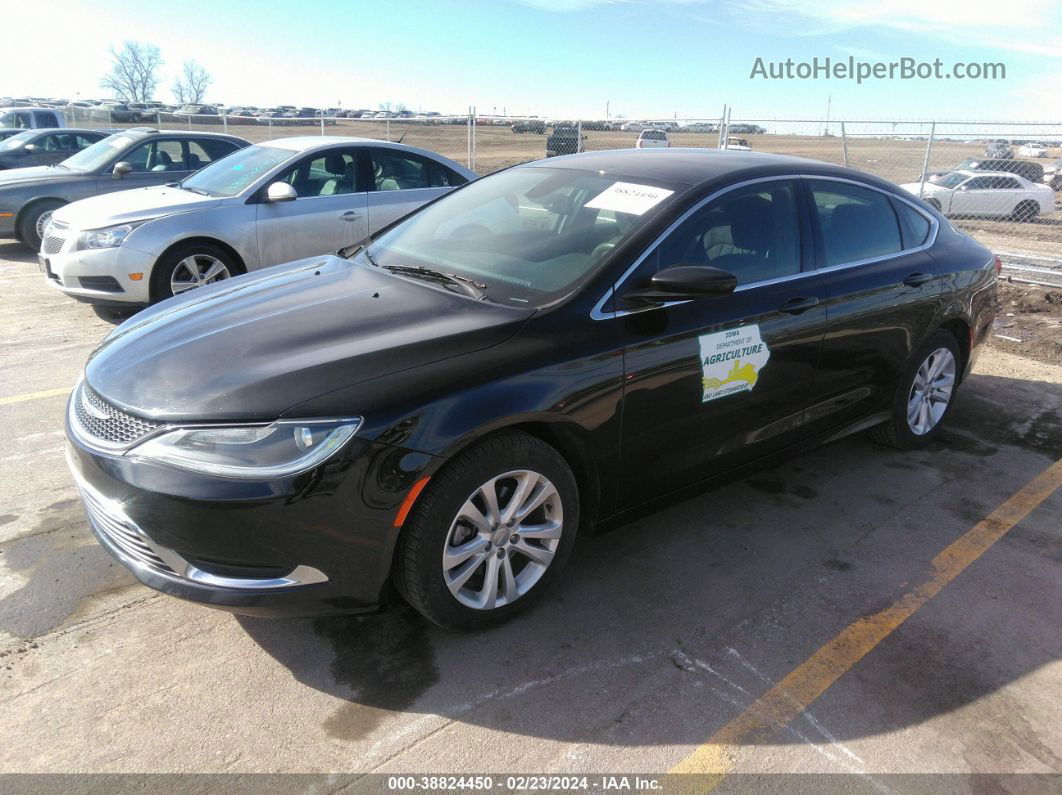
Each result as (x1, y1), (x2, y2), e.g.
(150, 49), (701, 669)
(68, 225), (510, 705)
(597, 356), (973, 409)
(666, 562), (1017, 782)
(78, 222), (145, 251)
(127, 418), (362, 479)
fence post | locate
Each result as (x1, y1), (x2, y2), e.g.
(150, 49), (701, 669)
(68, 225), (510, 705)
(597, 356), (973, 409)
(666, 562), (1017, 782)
(386, 118), (390, 141)
(471, 106), (476, 172)
(267, 118), (272, 140)
(223, 112), (229, 135)
(717, 105), (727, 149)
(840, 121), (849, 167)
(321, 113), (325, 136)
(156, 110), (161, 128)
(918, 121), (936, 198)
(577, 119), (582, 153)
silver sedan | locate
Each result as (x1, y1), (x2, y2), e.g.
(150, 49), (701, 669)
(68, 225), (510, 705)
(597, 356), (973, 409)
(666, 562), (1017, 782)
(41, 136), (476, 305)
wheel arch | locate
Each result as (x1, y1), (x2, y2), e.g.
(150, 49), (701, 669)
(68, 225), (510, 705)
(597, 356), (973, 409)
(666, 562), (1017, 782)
(15, 196), (67, 232)
(936, 317), (971, 378)
(150, 236), (247, 302)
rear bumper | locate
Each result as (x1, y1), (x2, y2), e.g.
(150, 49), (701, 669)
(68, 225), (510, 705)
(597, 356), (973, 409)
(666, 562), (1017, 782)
(66, 410), (441, 617)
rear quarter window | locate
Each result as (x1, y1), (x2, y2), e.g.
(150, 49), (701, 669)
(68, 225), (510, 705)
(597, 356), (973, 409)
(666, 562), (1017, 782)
(893, 200), (932, 248)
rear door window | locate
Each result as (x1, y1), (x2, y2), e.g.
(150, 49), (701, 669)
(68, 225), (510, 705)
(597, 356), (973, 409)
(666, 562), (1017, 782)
(809, 181), (902, 267)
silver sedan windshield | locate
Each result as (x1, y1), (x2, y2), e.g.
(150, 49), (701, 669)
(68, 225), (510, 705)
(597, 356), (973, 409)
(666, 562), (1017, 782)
(180, 145), (294, 197)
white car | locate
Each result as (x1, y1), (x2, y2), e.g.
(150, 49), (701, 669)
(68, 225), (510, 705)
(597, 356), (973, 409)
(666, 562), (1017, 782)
(723, 136), (752, 151)
(635, 129), (670, 148)
(899, 169), (1054, 220)
(1017, 143), (1049, 158)
(40, 137), (475, 306)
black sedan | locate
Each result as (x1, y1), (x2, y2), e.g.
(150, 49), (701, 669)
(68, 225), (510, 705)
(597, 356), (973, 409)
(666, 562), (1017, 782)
(66, 149), (999, 629)
(0, 128), (111, 170)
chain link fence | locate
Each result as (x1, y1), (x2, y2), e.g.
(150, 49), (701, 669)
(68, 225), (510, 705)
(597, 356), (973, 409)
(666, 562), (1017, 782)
(60, 108), (1062, 257)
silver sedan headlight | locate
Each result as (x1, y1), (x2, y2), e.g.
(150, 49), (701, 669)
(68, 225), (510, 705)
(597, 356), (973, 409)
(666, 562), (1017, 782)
(127, 418), (362, 479)
(78, 222), (146, 251)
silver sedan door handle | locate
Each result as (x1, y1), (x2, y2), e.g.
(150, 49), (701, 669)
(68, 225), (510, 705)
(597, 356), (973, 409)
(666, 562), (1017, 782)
(340, 211), (362, 221)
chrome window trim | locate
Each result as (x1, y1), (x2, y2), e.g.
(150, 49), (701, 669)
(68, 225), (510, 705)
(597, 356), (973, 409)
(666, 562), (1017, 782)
(590, 173), (939, 321)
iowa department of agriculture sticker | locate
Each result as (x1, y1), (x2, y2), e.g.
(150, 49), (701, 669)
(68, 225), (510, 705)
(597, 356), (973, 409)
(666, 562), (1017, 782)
(698, 324), (771, 403)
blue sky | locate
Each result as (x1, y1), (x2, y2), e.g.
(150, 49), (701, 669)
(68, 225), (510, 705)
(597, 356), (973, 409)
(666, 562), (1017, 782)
(6, 0), (1060, 120)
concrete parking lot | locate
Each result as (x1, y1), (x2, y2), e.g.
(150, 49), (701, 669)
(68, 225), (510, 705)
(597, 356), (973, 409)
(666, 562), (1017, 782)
(1, 239), (1060, 786)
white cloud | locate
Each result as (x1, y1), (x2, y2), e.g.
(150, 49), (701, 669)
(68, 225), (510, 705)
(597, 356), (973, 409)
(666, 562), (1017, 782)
(728, 0), (1062, 56)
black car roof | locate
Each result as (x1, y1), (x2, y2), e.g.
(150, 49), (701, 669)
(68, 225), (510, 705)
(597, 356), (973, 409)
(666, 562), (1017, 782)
(521, 148), (870, 189)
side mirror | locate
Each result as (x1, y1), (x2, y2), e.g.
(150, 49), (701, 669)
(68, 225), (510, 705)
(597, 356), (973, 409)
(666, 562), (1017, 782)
(112, 161), (132, 178)
(23, 143), (37, 153)
(621, 265), (737, 304)
(958, 184), (969, 191)
(264, 182), (297, 203)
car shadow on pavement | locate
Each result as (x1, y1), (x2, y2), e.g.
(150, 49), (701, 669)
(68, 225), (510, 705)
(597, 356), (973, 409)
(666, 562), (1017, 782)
(0, 240), (37, 264)
(237, 372), (1062, 750)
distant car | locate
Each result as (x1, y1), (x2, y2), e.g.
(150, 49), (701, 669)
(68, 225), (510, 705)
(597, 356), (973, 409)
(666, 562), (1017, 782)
(900, 170), (1054, 220)
(724, 136), (752, 151)
(0, 106), (66, 129)
(511, 119), (546, 134)
(926, 157), (1044, 185)
(99, 103), (140, 123)
(0, 128), (249, 249)
(546, 124), (586, 157)
(0, 129), (25, 142)
(1017, 143), (1049, 158)
(682, 122), (717, 133)
(40, 137), (476, 306)
(175, 104), (219, 119)
(636, 129), (670, 148)
(984, 142), (1012, 159)
(0, 129), (110, 170)
(1043, 159), (1062, 191)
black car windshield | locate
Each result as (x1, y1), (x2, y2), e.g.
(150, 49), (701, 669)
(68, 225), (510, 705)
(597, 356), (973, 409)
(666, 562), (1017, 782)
(361, 167), (681, 306)
(60, 133), (139, 172)
(180, 145), (293, 197)
(0, 130), (36, 150)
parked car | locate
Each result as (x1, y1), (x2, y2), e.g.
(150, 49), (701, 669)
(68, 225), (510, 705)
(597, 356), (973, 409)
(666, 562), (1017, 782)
(511, 119), (546, 134)
(67, 148), (998, 628)
(99, 103), (140, 123)
(0, 106), (66, 129)
(984, 142), (1012, 159)
(546, 123), (586, 157)
(900, 170), (1054, 220)
(175, 104), (219, 120)
(724, 136), (752, 151)
(0, 128), (249, 249)
(40, 137), (475, 306)
(1043, 159), (1062, 191)
(0, 129), (27, 142)
(1017, 143), (1050, 158)
(0, 128), (110, 170)
(636, 129), (670, 149)
(926, 157), (1044, 185)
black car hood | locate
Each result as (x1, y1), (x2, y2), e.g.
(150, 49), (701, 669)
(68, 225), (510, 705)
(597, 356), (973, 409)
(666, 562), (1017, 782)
(85, 255), (534, 422)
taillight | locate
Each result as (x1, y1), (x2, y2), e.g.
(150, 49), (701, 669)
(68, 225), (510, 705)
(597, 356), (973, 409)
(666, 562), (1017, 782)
(993, 255), (1002, 275)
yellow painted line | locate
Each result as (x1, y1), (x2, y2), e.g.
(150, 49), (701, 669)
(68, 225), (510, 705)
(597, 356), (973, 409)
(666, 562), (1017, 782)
(671, 457), (1062, 783)
(0, 387), (72, 406)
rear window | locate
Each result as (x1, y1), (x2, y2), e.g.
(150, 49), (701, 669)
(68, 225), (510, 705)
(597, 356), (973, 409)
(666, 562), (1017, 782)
(894, 200), (932, 248)
(810, 180), (902, 267)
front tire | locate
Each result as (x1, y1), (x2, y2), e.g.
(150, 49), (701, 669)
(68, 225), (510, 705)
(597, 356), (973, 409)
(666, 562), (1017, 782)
(394, 432), (579, 630)
(1013, 200), (1039, 222)
(870, 330), (961, 450)
(151, 242), (236, 302)
(19, 199), (65, 251)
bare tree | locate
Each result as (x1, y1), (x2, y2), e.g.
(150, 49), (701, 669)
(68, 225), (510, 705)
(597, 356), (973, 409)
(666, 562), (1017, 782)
(100, 41), (163, 102)
(172, 60), (212, 105)
(378, 101), (393, 112)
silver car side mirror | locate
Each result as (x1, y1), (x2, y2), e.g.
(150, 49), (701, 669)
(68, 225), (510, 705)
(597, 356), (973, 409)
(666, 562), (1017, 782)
(23, 143), (37, 153)
(265, 182), (297, 203)
(112, 161), (132, 178)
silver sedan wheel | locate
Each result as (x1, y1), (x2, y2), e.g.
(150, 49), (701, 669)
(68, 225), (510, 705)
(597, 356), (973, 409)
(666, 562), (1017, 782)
(170, 254), (231, 295)
(907, 347), (956, 435)
(35, 210), (55, 240)
(442, 469), (563, 610)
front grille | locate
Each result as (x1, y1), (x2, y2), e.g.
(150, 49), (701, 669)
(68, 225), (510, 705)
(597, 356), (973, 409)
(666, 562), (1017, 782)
(79, 485), (174, 574)
(41, 220), (69, 255)
(73, 382), (163, 448)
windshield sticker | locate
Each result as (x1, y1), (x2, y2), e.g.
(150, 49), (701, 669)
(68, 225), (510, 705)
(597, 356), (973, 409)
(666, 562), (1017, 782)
(699, 324), (771, 402)
(585, 182), (674, 216)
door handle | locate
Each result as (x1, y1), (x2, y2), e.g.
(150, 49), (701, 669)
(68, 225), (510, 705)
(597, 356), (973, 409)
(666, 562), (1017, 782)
(778, 296), (819, 315)
(340, 211), (362, 221)
(903, 272), (934, 287)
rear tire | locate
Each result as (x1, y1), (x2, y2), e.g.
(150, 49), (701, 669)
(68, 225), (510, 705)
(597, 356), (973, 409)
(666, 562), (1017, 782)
(870, 330), (962, 450)
(18, 199), (65, 251)
(394, 431), (579, 630)
(1013, 200), (1039, 222)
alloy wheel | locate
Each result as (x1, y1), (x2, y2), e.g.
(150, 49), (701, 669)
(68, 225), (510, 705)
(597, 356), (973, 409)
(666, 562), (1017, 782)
(170, 254), (231, 295)
(442, 469), (563, 610)
(907, 347), (956, 435)
(35, 210), (54, 240)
